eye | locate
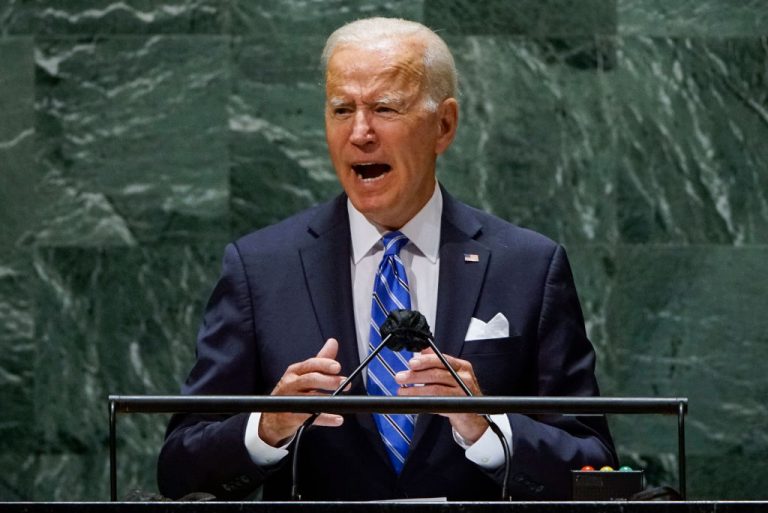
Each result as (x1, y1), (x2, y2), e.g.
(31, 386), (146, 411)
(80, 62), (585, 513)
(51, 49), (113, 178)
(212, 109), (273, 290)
(375, 106), (398, 116)
(331, 106), (353, 117)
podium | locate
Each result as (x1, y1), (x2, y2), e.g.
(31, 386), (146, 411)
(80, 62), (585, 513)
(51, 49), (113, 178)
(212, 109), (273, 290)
(3, 399), (766, 513)
(108, 395), (689, 501)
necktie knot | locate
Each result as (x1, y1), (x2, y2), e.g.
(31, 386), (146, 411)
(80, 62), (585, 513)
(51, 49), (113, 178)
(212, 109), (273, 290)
(382, 231), (409, 257)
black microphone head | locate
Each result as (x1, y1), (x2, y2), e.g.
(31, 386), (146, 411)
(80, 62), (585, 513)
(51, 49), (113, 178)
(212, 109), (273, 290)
(380, 309), (432, 352)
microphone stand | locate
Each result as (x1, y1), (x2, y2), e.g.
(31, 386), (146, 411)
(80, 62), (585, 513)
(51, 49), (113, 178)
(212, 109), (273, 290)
(290, 333), (393, 500)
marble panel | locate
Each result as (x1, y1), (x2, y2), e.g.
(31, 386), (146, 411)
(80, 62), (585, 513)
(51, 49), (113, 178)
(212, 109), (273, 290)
(0, 438), (172, 501)
(0, 253), (35, 457)
(615, 37), (768, 244)
(229, 35), (340, 237)
(619, 0), (768, 36)
(606, 246), (768, 498)
(442, 36), (617, 244)
(0, 38), (37, 466)
(424, 0), (616, 36)
(31, 35), (230, 246)
(230, 0), (423, 36)
(564, 244), (617, 386)
(27, 243), (221, 500)
(0, 37), (36, 249)
(1, 0), (226, 35)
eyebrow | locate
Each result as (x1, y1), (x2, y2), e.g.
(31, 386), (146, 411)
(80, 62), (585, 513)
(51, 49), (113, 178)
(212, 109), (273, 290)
(372, 94), (406, 107)
(327, 97), (348, 108)
(326, 95), (407, 108)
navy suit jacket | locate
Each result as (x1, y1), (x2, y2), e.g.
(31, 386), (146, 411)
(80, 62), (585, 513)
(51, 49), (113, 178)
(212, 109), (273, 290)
(157, 188), (616, 500)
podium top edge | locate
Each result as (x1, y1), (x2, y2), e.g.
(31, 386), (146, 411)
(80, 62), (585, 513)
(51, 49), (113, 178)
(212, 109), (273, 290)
(107, 395), (688, 415)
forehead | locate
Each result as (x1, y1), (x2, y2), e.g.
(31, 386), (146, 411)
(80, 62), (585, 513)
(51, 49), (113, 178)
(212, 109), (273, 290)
(325, 39), (427, 97)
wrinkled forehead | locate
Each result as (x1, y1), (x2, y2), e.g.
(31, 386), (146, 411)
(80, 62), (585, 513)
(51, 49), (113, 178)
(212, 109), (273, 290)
(325, 38), (428, 94)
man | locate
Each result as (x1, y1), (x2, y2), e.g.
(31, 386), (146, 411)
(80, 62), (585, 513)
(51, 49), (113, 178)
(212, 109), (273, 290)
(158, 17), (616, 501)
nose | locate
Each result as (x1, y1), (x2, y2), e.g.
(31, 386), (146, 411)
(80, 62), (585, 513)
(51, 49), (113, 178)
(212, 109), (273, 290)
(349, 109), (376, 147)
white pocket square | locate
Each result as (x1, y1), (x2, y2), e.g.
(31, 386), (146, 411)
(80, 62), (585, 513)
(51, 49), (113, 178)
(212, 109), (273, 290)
(464, 313), (510, 341)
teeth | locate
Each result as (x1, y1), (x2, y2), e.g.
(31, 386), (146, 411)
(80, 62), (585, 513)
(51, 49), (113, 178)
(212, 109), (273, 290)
(360, 172), (386, 182)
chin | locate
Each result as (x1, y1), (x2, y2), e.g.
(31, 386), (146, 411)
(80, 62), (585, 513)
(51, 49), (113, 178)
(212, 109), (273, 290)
(355, 204), (388, 221)
(354, 204), (396, 227)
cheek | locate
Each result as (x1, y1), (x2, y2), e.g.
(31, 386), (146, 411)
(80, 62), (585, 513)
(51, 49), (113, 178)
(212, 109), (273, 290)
(326, 140), (348, 168)
(325, 121), (349, 148)
(325, 128), (340, 149)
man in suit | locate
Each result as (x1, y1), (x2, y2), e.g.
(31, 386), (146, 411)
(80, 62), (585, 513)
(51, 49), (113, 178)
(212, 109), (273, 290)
(158, 17), (616, 501)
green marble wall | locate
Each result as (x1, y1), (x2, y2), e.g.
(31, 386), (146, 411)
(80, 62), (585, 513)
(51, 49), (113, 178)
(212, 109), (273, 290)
(1, 0), (766, 501)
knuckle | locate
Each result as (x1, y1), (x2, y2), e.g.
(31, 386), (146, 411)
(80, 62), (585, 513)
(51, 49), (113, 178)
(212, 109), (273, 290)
(284, 374), (301, 389)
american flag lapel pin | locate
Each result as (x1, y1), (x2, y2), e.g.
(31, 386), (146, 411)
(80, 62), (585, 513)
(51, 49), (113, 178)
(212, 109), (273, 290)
(464, 253), (479, 263)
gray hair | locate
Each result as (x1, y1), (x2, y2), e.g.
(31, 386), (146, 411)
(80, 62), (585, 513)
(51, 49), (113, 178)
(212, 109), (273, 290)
(321, 17), (458, 110)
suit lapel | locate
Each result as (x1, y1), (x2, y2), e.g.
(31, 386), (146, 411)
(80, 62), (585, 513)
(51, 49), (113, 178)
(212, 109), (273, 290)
(299, 196), (359, 378)
(409, 190), (490, 452)
(432, 198), (489, 358)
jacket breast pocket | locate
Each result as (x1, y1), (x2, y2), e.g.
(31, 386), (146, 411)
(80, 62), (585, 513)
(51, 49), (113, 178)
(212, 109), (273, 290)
(459, 335), (522, 357)
(460, 336), (529, 395)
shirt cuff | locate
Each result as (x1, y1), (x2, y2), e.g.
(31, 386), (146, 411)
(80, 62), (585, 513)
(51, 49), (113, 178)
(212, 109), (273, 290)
(244, 412), (293, 466)
(452, 414), (513, 469)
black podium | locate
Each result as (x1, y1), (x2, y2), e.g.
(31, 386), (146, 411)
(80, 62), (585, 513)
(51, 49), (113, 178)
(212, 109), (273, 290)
(108, 395), (689, 501)
(3, 397), (766, 513)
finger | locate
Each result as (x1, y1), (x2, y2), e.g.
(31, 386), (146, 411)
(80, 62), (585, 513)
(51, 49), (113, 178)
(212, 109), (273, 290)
(284, 372), (348, 393)
(409, 352), (465, 372)
(397, 384), (462, 396)
(395, 368), (463, 387)
(316, 338), (339, 360)
(312, 413), (344, 427)
(304, 372), (348, 392)
(289, 354), (342, 376)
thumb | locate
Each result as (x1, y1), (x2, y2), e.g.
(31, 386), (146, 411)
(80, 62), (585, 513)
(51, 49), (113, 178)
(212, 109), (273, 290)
(317, 337), (339, 360)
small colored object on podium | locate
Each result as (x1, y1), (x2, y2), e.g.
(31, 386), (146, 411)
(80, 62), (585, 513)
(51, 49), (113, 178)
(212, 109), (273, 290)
(572, 464), (645, 500)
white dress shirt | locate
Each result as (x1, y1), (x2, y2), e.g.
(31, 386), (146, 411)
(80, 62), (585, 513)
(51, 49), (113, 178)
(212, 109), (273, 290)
(245, 184), (512, 469)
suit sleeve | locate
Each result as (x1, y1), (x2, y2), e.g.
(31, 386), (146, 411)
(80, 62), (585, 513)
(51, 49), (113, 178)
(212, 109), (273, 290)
(157, 243), (277, 500)
(491, 244), (617, 499)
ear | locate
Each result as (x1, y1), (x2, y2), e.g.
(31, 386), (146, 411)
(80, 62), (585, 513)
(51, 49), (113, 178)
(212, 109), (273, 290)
(435, 98), (459, 155)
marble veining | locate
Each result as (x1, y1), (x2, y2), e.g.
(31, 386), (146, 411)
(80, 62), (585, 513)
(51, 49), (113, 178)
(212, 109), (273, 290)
(615, 37), (768, 244)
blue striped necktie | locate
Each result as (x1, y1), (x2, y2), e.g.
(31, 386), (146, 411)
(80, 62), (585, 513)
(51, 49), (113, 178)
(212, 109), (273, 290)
(367, 231), (415, 474)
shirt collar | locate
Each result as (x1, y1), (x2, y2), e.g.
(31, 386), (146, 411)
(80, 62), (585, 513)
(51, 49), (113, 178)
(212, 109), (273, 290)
(348, 183), (442, 264)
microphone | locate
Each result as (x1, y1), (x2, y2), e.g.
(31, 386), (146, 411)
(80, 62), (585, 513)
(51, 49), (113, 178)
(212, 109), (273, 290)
(290, 309), (511, 500)
(379, 309), (431, 351)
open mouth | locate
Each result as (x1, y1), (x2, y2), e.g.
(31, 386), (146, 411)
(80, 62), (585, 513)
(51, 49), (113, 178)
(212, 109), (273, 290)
(352, 163), (392, 180)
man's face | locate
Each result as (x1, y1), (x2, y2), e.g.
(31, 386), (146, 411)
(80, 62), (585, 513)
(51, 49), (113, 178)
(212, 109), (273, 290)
(325, 39), (457, 230)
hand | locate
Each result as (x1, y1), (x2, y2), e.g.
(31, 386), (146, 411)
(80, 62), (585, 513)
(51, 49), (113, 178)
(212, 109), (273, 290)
(395, 348), (488, 443)
(259, 338), (347, 447)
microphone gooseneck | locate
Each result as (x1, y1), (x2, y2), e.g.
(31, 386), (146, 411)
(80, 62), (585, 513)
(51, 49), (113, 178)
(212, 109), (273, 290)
(290, 309), (511, 501)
